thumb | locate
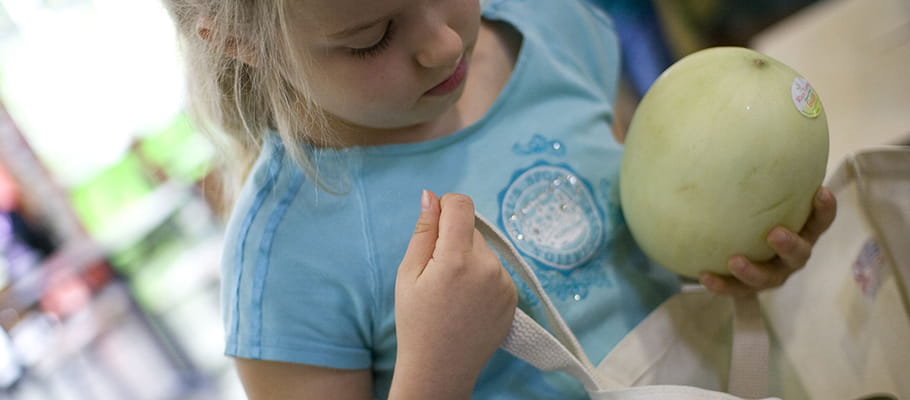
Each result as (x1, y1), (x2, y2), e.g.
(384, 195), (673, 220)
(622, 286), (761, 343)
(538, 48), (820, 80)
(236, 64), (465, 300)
(398, 190), (441, 280)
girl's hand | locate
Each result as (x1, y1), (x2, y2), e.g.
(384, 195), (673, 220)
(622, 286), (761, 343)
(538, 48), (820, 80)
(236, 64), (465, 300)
(391, 191), (517, 399)
(699, 186), (838, 297)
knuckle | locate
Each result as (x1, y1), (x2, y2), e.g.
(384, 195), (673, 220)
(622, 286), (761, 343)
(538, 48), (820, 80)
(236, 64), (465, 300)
(477, 258), (502, 279)
(449, 253), (472, 272)
(800, 249), (813, 267)
(441, 193), (475, 211)
(506, 277), (518, 305)
(435, 249), (468, 271)
(738, 268), (766, 288)
(789, 243), (812, 268)
(770, 273), (787, 288)
(413, 220), (435, 236)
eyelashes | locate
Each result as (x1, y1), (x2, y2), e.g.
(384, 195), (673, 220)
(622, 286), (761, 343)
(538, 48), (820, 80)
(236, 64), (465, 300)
(349, 21), (395, 59)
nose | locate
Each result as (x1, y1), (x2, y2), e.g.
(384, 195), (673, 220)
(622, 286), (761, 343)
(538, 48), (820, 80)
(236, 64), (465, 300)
(415, 22), (463, 69)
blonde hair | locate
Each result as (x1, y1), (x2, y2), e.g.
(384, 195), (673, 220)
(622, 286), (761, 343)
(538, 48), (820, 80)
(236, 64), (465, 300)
(162, 0), (334, 209)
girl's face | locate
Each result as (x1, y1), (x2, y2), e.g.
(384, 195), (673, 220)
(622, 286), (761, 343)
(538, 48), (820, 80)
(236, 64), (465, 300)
(284, 0), (481, 133)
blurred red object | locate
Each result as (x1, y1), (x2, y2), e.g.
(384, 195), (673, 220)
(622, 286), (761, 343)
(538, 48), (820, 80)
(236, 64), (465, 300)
(0, 162), (20, 212)
(40, 274), (91, 319)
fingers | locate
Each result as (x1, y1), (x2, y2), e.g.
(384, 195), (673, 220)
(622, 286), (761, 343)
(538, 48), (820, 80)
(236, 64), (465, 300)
(699, 272), (758, 298)
(399, 190), (441, 279)
(398, 192), (480, 282)
(702, 227), (813, 296)
(699, 257), (769, 296)
(702, 186), (838, 297)
(767, 227), (812, 271)
(434, 193), (478, 259)
(800, 186), (837, 245)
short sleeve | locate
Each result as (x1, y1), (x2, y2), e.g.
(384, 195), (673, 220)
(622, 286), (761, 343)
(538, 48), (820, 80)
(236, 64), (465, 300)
(220, 149), (378, 369)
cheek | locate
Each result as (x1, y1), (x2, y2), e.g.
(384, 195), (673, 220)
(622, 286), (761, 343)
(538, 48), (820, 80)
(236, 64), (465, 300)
(337, 58), (412, 102)
(308, 55), (415, 117)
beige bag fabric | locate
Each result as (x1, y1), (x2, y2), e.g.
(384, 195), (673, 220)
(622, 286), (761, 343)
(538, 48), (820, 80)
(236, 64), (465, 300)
(759, 146), (910, 399)
(484, 145), (910, 399)
(593, 289), (762, 394)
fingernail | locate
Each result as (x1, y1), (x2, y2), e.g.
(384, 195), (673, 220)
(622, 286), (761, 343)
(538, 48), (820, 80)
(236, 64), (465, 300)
(420, 190), (430, 211)
(816, 188), (830, 203)
(770, 229), (789, 246)
(730, 257), (749, 272)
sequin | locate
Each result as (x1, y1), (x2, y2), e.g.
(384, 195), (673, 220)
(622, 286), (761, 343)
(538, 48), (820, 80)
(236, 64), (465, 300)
(512, 134), (567, 157)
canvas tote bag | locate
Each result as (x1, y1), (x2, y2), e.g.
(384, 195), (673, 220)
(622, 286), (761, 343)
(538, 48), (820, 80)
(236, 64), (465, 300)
(476, 145), (910, 399)
(758, 145), (910, 399)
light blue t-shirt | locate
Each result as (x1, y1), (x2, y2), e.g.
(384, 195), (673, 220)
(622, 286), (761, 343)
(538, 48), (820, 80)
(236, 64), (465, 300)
(221, 0), (680, 398)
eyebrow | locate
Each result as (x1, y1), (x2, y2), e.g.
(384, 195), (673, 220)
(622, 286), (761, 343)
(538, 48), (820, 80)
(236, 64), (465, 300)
(327, 15), (389, 39)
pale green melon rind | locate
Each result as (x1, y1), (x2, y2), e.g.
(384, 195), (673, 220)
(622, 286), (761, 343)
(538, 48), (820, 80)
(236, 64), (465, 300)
(619, 47), (829, 278)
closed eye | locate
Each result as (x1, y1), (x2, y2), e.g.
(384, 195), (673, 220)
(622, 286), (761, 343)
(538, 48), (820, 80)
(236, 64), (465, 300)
(349, 21), (395, 59)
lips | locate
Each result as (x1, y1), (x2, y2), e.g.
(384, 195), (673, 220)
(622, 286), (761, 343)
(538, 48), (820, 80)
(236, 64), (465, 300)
(425, 56), (468, 96)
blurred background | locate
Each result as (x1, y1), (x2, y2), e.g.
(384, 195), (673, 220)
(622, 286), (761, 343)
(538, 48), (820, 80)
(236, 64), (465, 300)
(0, 0), (906, 399)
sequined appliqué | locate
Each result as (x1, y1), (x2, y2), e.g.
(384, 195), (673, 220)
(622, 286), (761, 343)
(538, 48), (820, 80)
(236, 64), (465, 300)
(500, 163), (604, 271)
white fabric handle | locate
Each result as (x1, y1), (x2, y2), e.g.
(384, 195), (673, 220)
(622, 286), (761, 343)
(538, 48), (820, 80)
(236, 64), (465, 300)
(476, 213), (770, 398)
(589, 385), (775, 400)
(474, 213), (605, 390)
(729, 295), (769, 397)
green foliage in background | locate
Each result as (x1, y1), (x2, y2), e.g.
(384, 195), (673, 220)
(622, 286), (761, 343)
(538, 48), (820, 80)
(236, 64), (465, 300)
(138, 112), (214, 183)
(68, 111), (213, 238)
(69, 153), (154, 237)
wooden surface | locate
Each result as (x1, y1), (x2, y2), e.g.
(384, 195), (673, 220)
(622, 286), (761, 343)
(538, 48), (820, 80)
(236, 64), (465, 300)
(751, 0), (910, 173)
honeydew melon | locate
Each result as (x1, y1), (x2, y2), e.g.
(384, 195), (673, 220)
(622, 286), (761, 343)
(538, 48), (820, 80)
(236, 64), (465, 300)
(619, 46), (828, 278)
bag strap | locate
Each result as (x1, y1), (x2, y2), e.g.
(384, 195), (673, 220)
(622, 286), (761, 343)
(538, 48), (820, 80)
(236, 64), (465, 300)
(729, 295), (769, 397)
(476, 213), (770, 397)
(475, 213), (607, 390)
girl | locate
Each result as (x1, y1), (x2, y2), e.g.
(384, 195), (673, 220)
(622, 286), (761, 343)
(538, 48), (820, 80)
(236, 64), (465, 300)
(161, 0), (837, 398)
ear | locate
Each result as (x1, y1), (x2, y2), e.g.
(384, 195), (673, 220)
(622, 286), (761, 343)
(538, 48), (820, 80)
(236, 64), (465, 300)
(196, 17), (259, 66)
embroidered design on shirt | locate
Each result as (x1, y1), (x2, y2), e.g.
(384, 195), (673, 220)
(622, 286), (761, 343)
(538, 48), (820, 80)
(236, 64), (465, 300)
(503, 251), (619, 306)
(598, 177), (625, 229)
(512, 134), (566, 157)
(500, 163), (604, 271)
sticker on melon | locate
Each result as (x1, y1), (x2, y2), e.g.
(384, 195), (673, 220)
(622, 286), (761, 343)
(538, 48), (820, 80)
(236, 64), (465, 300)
(791, 77), (822, 118)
